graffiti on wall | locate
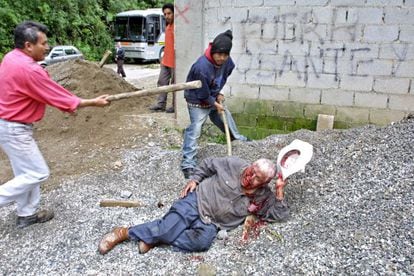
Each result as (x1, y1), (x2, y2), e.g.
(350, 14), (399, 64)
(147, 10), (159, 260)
(231, 9), (410, 83)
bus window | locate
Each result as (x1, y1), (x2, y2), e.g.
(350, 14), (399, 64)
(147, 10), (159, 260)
(114, 17), (128, 40)
(129, 16), (146, 42)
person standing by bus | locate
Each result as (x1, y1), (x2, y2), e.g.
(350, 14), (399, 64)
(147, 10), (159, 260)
(115, 42), (126, 78)
(149, 3), (175, 113)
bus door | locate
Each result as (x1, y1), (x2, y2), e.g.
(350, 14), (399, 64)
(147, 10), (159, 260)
(146, 15), (162, 44)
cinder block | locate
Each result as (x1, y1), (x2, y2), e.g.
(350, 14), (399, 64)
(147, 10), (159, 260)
(249, 7), (279, 23)
(204, 0), (233, 8)
(260, 86), (290, 101)
(299, 24), (328, 43)
(233, 0), (264, 7)
(384, 7), (414, 24)
(357, 59), (393, 76)
(340, 75), (374, 91)
(304, 104), (336, 118)
(290, 88), (321, 104)
(307, 73), (340, 89)
(246, 39), (277, 54)
(379, 43), (414, 60)
(399, 25), (414, 43)
(278, 41), (310, 56)
(366, 0), (403, 6)
(311, 7), (334, 24)
(244, 99), (277, 115)
(369, 109), (406, 125)
(226, 98), (246, 113)
(347, 43), (380, 59)
(233, 53), (260, 72)
(321, 89), (354, 106)
(405, 0), (414, 6)
(260, 54), (285, 71)
(227, 69), (246, 85)
(230, 84), (260, 99)
(330, 24), (363, 42)
(274, 101), (306, 118)
(363, 25), (399, 42)
(373, 78), (410, 94)
(316, 114), (335, 131)
(335, 8), (383, 24)
(239, 22), (264, 39)
(264, 0), (295, 5)
(351, 8), (384, 24)
(336, 107), (370, 123)
(393, 61), (414, 78)
(330, 0), (367, 6)
(279, 7), (313, 24)
(295, 0), (329, 6)
(218, 8), (248, 22)
(262, 23), (280, 41)
(246, 70), (276, 85)
(354, 92), (388, 108)
(276, 71), (307, 88)
(388, 94), (414, 111)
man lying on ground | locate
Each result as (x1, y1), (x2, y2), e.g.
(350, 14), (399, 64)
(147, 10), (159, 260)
(98, 156), (289, 254)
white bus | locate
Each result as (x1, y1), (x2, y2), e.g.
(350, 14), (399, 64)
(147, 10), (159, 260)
(114, 8), (165, 62)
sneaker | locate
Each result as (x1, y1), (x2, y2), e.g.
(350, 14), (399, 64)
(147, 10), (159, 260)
(165, 107), (175, 113)
(182, 168), (194, 179)
(16, 209), (55, 229)
(149, 105), (165, 111)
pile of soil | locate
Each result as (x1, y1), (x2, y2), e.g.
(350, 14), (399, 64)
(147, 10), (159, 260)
(0, 59), (175, 190)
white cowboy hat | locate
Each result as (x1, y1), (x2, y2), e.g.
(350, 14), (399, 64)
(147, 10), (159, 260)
(276, 139), (313, 180)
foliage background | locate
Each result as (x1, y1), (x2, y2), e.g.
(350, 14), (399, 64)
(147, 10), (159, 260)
(0, 0), (173, 61)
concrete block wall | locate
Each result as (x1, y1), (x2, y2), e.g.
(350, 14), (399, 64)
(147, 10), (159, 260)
(175, 0), (414, 134)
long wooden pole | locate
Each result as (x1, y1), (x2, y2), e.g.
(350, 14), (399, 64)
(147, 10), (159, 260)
(107, 80), (202, 102)
(219, 101), (232, 156)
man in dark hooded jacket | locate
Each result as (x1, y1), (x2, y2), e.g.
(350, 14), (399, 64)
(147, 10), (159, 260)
(180, 30), (249, 179)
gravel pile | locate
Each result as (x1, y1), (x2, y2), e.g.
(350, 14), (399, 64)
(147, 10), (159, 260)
(1, 118), (413, 275)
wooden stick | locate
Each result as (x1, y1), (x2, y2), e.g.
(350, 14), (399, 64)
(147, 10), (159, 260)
(107, 80), (202, 102)
(99, 50), (112, 68)
(99, 199), (142, 208)
(219, 101), (232, 156)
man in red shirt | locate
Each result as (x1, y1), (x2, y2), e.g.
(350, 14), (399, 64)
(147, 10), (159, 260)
(0, 21), (110, 229)
(149, 3), (175, 113)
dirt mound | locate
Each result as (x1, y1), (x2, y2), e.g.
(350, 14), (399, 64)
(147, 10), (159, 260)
(47, 59), (137, 98)
(0, 59), (169, 189)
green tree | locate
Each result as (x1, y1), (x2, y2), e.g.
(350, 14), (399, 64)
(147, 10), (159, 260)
(0, 0), (173, 61)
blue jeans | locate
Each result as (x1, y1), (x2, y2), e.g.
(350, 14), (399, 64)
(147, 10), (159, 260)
(0, 119), (50, 216)
(181, 106), (247, 170)
(128, 192), (218, 252)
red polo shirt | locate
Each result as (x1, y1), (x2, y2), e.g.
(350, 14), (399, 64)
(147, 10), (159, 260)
(0, 49), (80, 124)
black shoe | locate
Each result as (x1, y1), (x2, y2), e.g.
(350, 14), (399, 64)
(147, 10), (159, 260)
(149, 105), (165, 111)
(165, 107), (174, 113)
(16, 209), (55, 229)
(182, 168), (194, 179)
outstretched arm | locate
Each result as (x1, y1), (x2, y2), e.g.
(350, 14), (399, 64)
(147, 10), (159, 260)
(78, 94), (110, 108)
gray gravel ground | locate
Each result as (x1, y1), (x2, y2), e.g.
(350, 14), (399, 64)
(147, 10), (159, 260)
(1, 118), (413, 275)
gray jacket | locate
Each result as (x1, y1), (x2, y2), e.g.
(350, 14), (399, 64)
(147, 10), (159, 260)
(192, 156), (290, 230)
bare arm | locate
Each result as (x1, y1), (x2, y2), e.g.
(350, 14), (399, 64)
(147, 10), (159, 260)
(180, 180), (198, 198)
(78, 95), (110, 108)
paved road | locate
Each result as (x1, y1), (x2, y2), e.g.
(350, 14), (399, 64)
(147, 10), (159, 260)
(104, 63), (160, 87)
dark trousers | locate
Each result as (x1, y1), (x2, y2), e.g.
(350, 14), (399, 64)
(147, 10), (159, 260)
(117, 59), (126, 77)
(128, 192), (218, 252)
(155, 65), (175, 108)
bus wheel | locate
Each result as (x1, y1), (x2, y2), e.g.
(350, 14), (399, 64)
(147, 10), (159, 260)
(158, 47), (164, 64)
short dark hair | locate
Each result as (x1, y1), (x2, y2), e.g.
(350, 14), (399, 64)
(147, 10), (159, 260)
(162, 3), (174, 13)
(14, 21), (48, 49)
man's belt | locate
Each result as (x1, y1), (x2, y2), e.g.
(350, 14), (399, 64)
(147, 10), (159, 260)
(187, 102), (211, 109)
